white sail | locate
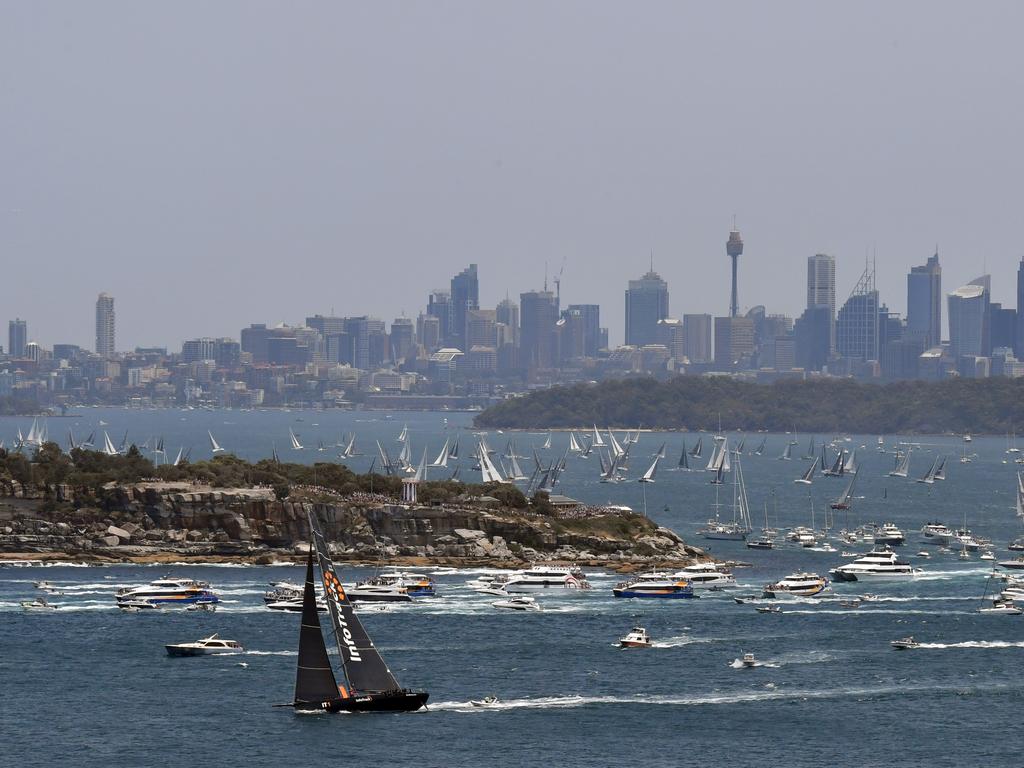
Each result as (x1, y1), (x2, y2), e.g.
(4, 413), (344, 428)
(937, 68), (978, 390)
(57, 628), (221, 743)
(592, 425), (605, 447)
(289, 428), (303, 451)
(568, 432), (581, 453)
(606, 429), (623, 457)
(542, 432), (552, 450)
(343, 433), (357, 457)
(430, 438), (450, 468)
(1016, 472), (1024, 518)
(508, 453), (527, 481)
(102, 431), (118, 456)
(477, 442), (507, 484)
(888, 447), (910, 478)
(654, 442), (666, 460)
(843, 449), (858, 473)
(209, 430), (224, 453)
(779, 441), (792, 460)
(397, 424), (408, 443)
(916, 455), (939, 484)
(413, 448), (428, 482)
(173, 446), (184, 466)
(639, 456), (660, 483)
(794, 460), (816, 485)
(933, 455), (946, 480)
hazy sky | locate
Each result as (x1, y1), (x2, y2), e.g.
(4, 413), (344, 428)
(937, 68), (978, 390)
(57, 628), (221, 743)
(3, 2), (1023, 351)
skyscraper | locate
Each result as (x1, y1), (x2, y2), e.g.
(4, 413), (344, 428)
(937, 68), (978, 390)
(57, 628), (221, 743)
(495, 298), (520, 347)
(426, 290), (451, 346)
(520, 289), (559, 370)
(682, 314), (713, 363)
(1017, 257), (1024, 359)
(566, 304), (601, 357)
(807, 254), (836, 354)
(448, 264), (479, 351)
(95, 293), (115, 356)
(836, 264), (880, 362)
(714, 316), (755, 369)
(906, 251), (942, 349)
(726, 228), (744, 318)
(948, 279), (990, 359)
(625, 270), (669, 347)
(8, 319), (27, 358)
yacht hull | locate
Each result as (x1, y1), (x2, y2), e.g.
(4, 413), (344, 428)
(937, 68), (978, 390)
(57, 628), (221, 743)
(296, 691), (429, 713)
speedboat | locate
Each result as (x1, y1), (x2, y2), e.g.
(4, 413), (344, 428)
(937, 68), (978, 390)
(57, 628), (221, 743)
(980, 551), (996, 561)
(470, 696), (500, 708)
(165, 633), (244, 657)
(263, 582), (302, 603)
(891, 636), (920, 650)
(746, 536), (774, 550)
(116, 577), (219, 607)
(920, 523), (956, 547)
(118, 599), (159, 612)
(740, 652), (758, 668)
(873, 523), (905, 546)
(997, 556), (1024, 570)
(916, 551), (931, 559)
(756, 605), (782, 614)
(979, 600), (1023, 615)
(673, 562), (737, 589)
(763, 572), (829, 599)
(491, 596), (541, 612)
(829, 547), (919, 582)
(266, 598), (326, 612)
(503, 565), (590, 592)
(187, 601), (217, 612)
(619, 626), (653, 648)
(21, 597), (58, 611)
(612, 574), (694, 599)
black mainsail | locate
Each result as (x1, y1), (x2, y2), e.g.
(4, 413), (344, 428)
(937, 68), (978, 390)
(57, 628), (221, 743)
(294, 552), (340, 707)
(291, 508), (428, 713)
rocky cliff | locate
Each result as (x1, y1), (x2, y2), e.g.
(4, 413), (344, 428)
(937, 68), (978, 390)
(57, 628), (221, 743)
(0, 481), (704, 569)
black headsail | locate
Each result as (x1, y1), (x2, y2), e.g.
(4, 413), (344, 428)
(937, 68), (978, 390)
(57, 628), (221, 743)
(307, 508), (403, 695)
(294, 551), (340, 708)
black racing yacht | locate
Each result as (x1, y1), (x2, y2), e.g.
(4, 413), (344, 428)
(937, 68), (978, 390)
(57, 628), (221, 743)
(290, 509), (428, 713)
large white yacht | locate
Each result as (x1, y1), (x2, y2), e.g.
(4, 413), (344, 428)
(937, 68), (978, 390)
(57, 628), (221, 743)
(873, 523), (905, 546)
(116, 577), (219, 607)
(920, 523), (956, 546)
(672, 562), (737, 589)
(504, 565), (591, 592)
(829, 547), (919, 582)
(612, 573), (694, 599)
(762, 572), (829, 598)
(165, 634), (243, 657)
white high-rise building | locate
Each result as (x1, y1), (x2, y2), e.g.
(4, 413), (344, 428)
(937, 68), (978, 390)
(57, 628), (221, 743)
(95, 292), (115, 357)
(807, 254), (836, 354)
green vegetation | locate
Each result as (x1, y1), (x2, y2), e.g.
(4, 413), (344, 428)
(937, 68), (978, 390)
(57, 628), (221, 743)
(474, 376), (1024, 434)
(0, 396), (43, 416)
(0, 445), (529, 509)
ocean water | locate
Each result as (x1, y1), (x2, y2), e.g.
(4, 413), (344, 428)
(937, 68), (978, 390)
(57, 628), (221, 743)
(2, 408), (1024, 767)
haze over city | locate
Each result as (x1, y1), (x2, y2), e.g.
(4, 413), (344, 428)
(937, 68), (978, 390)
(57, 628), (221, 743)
(3, 1), (1024, 350)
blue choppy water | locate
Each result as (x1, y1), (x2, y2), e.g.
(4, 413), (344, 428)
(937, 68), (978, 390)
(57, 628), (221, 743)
(2, 408), (1024, 767)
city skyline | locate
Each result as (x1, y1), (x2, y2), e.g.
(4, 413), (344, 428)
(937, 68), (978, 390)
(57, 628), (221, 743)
(4, 3), (1024, 349)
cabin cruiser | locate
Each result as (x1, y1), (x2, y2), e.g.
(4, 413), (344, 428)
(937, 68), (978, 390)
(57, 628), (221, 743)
(891, 636), (920, 650)
(612, 573), (694, 599)
(997, 556), (1024, 570)
(503, 565), (590, 592)
(263, 582), (302, 603)
(873, 523), (905, 546)
(762, 572), (829, 599)
(740, 652), (758, 668)
(345, 578), (413, 603)
(468, 574), (511, 596)
(165, 634), (244, 657)
(376, 571), (437, 597)
(116, 577), (219, 607)
(829, 547), (919, 582)
(619, 626), (653, 648)
(785, 527), (817, 548)
(978, 600), (1023, 615)
(919, 523), (956, 546)
(673, 562), (737, 589)
(491, 595), (541, 611)
(746, 535), (774, 550)
(954, 529), (987, 552)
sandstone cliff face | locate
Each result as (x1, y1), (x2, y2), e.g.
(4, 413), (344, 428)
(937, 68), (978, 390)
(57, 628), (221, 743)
(0, 482), (703, 566)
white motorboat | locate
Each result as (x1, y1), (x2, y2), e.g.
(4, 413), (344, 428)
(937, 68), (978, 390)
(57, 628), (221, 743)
(21, 597), (58, 611)
(503, 565), (590, 592)
(980, 551), (996, 561)
(998, 556), (1024, 570)
(756, 605), (782, 614)
(263, 582), (303, 603)
(978, 600), (1023, 615)
(697, 521), (748, 540)
(492, 595), (541, 612)
(266, 598), (327, 613)
(891, 636), (920, 650)
(762, 572), (829, 599)
(118, 599), (159, 612)
(739, 652), (758, 668)
(916, 550), (931, 559)
(829, 547), (919, 582)
(612, 574), (694, 599)
(619, 626), (652, 648)
(165, 633), (243, 657)
(470, 696), (500, 708)
(920, 523), (956, 546)
(373, 570), (437, 597)
(346, 579), (413, 603)
(673, 562), (737, 589)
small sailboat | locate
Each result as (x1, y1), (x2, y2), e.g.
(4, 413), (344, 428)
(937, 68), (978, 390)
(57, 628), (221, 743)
(289, 428), (304, 451)
(638, 456), (660, 483)
(933, 455), (947, 481)
(752, 436), (767, 456)
(568, 432), (582, 453)
(591, 425), (606, 448)
(172, 446), (185, 466)
(208, 431), (225, 454)
(288, 511), (428, 713)
(888, 448), (911, 478)
(830, 469), (858, 511)
(794, 460), (816, 485)
(916, 456), (940, 484)
(101, 431), (119, 457)
(778, 440), (793, 461)
(397, 424), (409, 443)
(429, 438), (450, 468)
(541, 432), (552, 450)
(677, 441), (690, 470)
(689, 436), (703, 459)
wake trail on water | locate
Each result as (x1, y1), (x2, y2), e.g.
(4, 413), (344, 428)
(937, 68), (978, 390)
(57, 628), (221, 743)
(426, 681), (1009, 712)
(916, 640), (1024, 650)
